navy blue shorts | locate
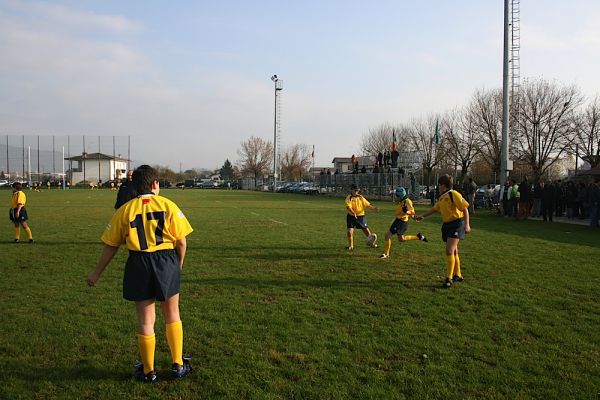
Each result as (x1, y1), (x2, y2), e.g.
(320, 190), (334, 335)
(441, 218), (465, 242)
(9, 207), (28, 223)
(347, 214), (368, 229)
(389, 219), (409, 236)
(123, 249), (181, 301)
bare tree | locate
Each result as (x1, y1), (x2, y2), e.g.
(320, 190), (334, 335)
(237, 136), (273, 184)
(468, 88), (503, 176)
(360, 122), (410, 156)
(572, 96), (600, 168)
(514, 79), (583, 180)
(442, 107), (480, 178)
(409, 115), (445, 186)
(280, 144), (312, 181)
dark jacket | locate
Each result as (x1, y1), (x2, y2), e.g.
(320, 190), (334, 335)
(114, 180), (137, 209)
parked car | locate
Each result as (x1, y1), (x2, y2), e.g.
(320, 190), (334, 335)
(200, 180), (218, 188)
(0, 179), (9, 187)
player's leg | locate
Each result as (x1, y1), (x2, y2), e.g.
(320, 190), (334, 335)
(161, 294), (183, 366)
(382, 231), (393, 257)
(445, 238), (459, 282)
(20, 221), (33, 241)
(361, 227), (372, 237)
(453, 246), (464, 282)
(13, 221), (20, 242)
(346, 227), (354, 250)
(135, 300), (157, 375)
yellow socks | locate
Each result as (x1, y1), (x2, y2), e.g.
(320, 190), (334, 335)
(454, 254), (462, 278)
(404, 235), (418, 241)
(166, 320), (184, 366)
(446, 255), (455, 279)
(137, 334), (156, 374)
(24, 227), (32, 240)
(384, 238), (391, 256)
(15, 227), (20, 240)
(348, 234), (354, 249)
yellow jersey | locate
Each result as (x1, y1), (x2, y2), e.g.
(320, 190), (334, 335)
(394, 198), (414, 222)
(11, 191), (26, 208)
(345, 194), (371, 216)
(101, 194), (193, 252)
(433, 190), (469, 223)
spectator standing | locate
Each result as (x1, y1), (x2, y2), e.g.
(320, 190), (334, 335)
(464, 178), (477, 215)
(517, 176), (532, 220)
(115, 170), (137, 209)
(565, 181), (578, 220)
(541, 181), (556, 222)
(500, 180), (511, 216)
(589, 177), (600, 227)
(576, 182), (587, 219)
(511, 180), (520, 217)
(531, 181), (543, 218)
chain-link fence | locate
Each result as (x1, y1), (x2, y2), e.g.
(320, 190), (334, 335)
(0, 135), (131, 186)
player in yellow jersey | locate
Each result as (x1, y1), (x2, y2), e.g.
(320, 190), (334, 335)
(379, 186), (427, 259)
(86, 165), (194, 383)
(345, 184), (379, 251)
(416, 175), (471, 288)
(9, 182), (34, 243)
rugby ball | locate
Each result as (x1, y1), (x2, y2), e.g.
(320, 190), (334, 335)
(366, 233), (378, 247)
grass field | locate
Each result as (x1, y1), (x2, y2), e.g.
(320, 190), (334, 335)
(1, 188), (599, 400)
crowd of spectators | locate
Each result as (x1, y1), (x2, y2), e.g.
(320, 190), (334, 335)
(498, 176), (600, 227)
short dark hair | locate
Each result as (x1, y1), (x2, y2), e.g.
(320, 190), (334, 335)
(438, 174), (453, 189)
(12, 182), (22, 191)
(132, 165), (158, 194)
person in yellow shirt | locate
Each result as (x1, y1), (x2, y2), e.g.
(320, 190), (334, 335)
(9, 182), (34, 243)
(416, 175), (471, 288)
(380, 186), (427, 259)
(345, 184), (379, 251)
(86, 165), (194, 383)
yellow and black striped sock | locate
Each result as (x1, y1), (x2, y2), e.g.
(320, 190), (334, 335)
(165, 320), (184, 366)
(137, 334), (156, 374)
(446, 255), (455, 280)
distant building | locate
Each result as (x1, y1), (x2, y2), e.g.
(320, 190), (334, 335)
(64, 152), (129, 185)
(331, 156), (375, 173)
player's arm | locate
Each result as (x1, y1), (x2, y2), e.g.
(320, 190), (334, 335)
(86, 245), (119, 286)
(175, 237), (187, 269)
(367, 204), (379, 212)
(345, 205), (357, 217)
(463, 207), (471, 233)
(415, 207), (436, 221)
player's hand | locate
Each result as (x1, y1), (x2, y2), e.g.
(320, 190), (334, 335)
(375, 207), (380, 213)
(415, 215), (423, 222)
(465, 225), (472, 234)
(86, 271), (100, 287)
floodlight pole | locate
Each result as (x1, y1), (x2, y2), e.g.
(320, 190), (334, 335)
(271, 75), (283, 192)
(500, 0), (511, 185)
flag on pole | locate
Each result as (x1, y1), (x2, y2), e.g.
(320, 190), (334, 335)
(391, 129), (398, 151)
(434, 119), (440, 145)
(311, 144), (314, 158)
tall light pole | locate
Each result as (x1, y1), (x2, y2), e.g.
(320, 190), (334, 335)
(271, 74), (283, 192)
(500, 0), (511, 185)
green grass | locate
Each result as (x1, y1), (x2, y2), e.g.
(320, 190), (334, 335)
(1, 188), (599, 399)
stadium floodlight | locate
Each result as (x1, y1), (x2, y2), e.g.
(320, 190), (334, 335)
(271, 75), (278, 82)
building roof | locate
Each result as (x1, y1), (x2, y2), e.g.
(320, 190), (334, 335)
(332, 157), (352, 163)
(64, 152), (128, 162)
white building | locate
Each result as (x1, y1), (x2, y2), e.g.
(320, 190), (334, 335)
(64, 152), (129, 185)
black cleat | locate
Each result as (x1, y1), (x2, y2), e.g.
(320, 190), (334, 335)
(452, 275), (464, 283)
(133, 362), (157, 384)
(417, 233), (428, 242)
(442, 278), (453, 288)
(14, 239), (19, 243)
(172, 355), (193, 379)
(29, 239), (34, 243)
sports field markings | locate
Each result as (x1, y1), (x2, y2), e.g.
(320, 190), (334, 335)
(251, 212), (260, 216)
(248, 210), (288, 225)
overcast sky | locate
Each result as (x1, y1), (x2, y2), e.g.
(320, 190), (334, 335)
(1, 0), (599, 171)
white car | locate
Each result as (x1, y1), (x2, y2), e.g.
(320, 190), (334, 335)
(0, 180), (9, 187)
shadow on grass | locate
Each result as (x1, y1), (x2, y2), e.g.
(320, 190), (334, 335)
(459, 211), (599, 248)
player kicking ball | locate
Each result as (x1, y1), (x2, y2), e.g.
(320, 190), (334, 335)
(380, 186), (427, 259)
(345, 184), (379, 251)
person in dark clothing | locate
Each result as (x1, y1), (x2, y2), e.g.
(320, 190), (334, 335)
(377, 152), (383, 168)
(115, 170), (137, 209)
(576, 182), (587, 219)
(531, 181), (543, 218)
(541, 181), (555, 222)
(517, 176), (532, 220)
(390, 149), (399, 168)
(589, 177), (600, 227)
(565, 181), (578, 219)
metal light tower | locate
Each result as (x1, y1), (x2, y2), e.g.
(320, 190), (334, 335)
(271, 74), (283, 192)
